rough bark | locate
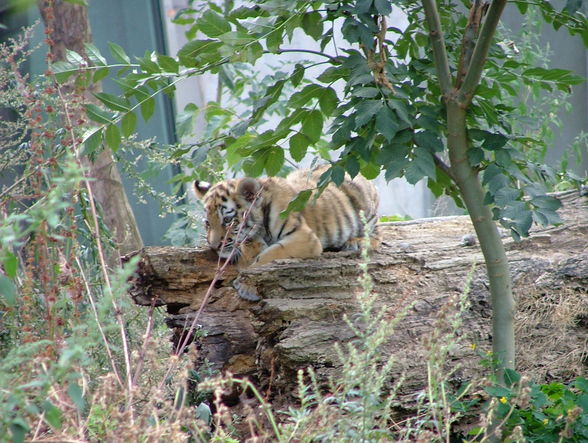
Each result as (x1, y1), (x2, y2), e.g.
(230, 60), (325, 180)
(38, 0), (143, 257)
(127, 190), (588, 409)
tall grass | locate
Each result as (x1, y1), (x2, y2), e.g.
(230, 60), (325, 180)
(0, 26), (199, 442)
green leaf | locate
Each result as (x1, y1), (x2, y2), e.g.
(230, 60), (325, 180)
(522, 67), (584, 85)
(531, 195), (562, 211)
(494, 187), (521, 207)
(0, 275), (16, 308)
(177, 39), (222, 67)
(533, 207), (562, 227)
(331, 165), (345, 185)
(414, 131), (443, 153)
(375, 107), (399, 142)
(108, 42), (131, 64)
(484, 385), (511, 398)
(483, 133), (508, 150)
(51, 60), (77, 83)
(352, 87), (380, 98)
(317, 66), (349, 83)
(94, 92), (131, 112)
(63, 0), (87, 5)
(42, 400), (63, 430)
(281, 189), (312, 218)
(245, 41), (264, 64)
(198, 10), (231, 38)
(157, 54), (179, 73)
(302, 11), (323, 39)
(494, 149), (512, 167)
(361, 162), (380, 179)
(93, 67), (109, 83)
(405, 147), (436, 184)
(301, 110), (323, 143)
(288, 84), (323, 108)
(374, 0), (392, 15)
(67, 382), (86, 412)
(318, 87), (338, 115)
(175, 104), (197, 138)
(82, 128), (103, 155)
(289, 133), (311, 162)
(291, 64), (305, 87)
(266, 24), (283, 53)
(121, 111), (137, 138)
(354, 100), (383, 128)
(65, 49), (85, 66)
(242, 156), (265, 177)
(105, 124), (121, 152)
(345, 155), (360, 178)
(84, 42), (106, 66)
(468, 147), (485, 165)
(84, 104), (114, 124)
(252, 80), (286, 123)
(9, 417), (28, 443)
(265, 147), (285, 176)
(3, 251), (18, 278)
(503, 368), (521, 387)
(140, 97), (156, 121)
(354, 0), (374, 14)
(195, 403), (212, 425)
(389, 99), (412, 126)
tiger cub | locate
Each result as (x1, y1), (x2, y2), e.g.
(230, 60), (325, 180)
(193, 165), (380, 269)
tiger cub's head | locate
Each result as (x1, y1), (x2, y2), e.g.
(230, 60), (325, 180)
(194, 177), (263, 261)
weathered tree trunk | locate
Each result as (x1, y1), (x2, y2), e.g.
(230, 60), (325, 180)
(38, 0), (143, 258)
(127, 190), (588, 409)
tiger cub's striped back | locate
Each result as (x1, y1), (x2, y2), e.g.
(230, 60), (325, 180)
(194, 165), (380, 267)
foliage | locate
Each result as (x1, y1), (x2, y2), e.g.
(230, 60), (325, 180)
(473, 373), (588, 442)
(53, 0), (588, 242)
(0, 25), (203, 443)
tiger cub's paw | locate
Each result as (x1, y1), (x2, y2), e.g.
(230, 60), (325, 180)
(237, 238), (268, 268)
(233, 277), (260, 301)
(343, 235), (381, 252)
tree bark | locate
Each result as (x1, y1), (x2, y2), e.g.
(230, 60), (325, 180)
(127, 190), (588, 410)
(422, 0), (513, 385)
(38, 0), (143, 258)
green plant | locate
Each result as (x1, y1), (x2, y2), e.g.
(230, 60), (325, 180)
(0, 25), (207, 442)
(469, 373), (588, 442)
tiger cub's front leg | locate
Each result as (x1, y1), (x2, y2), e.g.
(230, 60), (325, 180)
(253, 222), (322, 266)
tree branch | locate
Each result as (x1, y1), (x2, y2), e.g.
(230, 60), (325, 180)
(459, 0), (508, 105)
(456, 0), (489, 89)
(433, 154), (455, 182)
(269, 48), (342, 64)
(421, 0), (453, 95)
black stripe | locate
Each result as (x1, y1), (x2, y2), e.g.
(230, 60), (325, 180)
(262, 200), (272, 242)
(277, 219), (288, 239)
(281, 215), (301, 238)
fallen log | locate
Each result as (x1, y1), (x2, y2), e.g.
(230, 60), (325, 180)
(127, 190), (588, 408)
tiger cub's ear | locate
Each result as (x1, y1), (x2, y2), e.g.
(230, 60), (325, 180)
(237, 178), (261, 202)
(194, 181), (211, 199)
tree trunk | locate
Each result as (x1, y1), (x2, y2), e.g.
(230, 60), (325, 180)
(38, 0), (143, 258)
(127, 190), (588, 411)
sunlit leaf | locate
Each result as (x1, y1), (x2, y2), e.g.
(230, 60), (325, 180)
(301, 110), (323, 143)
(105, 124), (121, 152)
(108, 41), (131, 64)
